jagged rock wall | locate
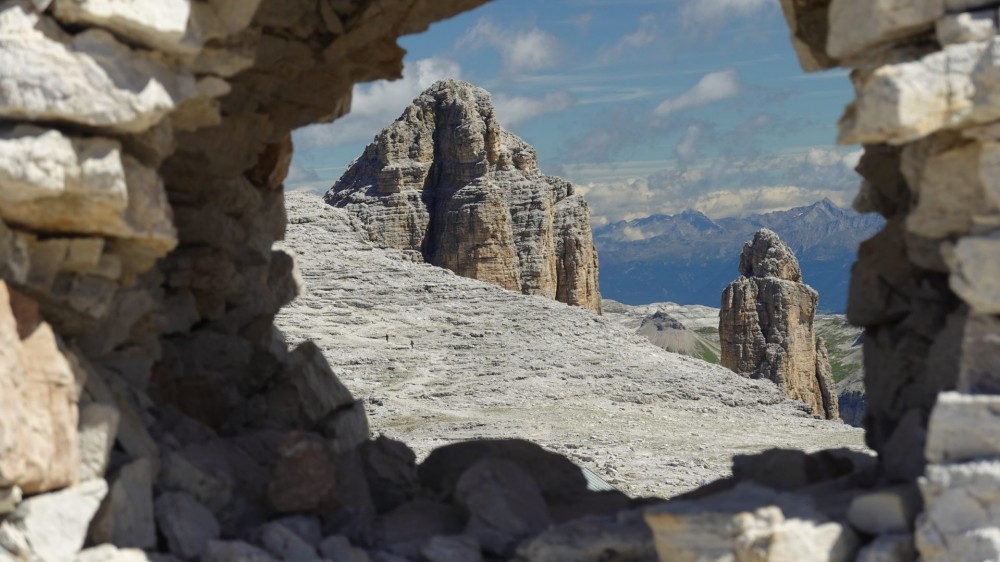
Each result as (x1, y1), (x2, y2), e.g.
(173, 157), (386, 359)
(326, 79), (602, 313)
(0, 0), (489, 560)
(783, 0), (1000, 559)
(720, 229), (839, 420)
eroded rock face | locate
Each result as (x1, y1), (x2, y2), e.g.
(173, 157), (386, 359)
(720, 229), (839, 420)
(325, 79), (601, 313)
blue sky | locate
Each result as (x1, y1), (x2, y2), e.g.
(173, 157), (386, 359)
(290, 0), (861, 227)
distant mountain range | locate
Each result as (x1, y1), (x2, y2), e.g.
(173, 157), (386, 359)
(593, 199), (883, 313)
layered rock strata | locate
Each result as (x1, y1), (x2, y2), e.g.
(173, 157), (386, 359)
(720, 229), (839, 420)
(325, 79), (602, 313)
(777, 1), (1000, 560)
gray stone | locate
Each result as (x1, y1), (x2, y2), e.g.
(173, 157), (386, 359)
(0, 486), (20, 515)
(516, 509), (654, 562)
(847, 485), (922, 535)
(318, 535), (353, 561)
(321, 400), (370, 453)
(13, 478), (108, 562)
(373, 499), (465, 558)
(958, 314), (1000, 392)
(926, 392), (1000, 463)
(75, 544), (150, 562)
(201, 541), (278, 562)
(917, 459), (1000, 561)
(455, 458), (552, 556)
(827, 0), (942, 60)
(78, 402), (120, 482)
(359, 436), (419, 514)
(272, 515), (322, 547)
(154, 491), (220, 560)
(645, 483), (859, 562)
(856, 533), (916, 562)
(90, 457), (156, 549)
(937, 10), (998, 45)
(948, 233), (1000, 314)
(252, 521), (319, 562)
(0, 4), (199, 133)
(420, 535), (481, 562)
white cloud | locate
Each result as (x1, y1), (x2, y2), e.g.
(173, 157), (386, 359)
(675, 124), (709, 161)
(493, 91), (575, 127)
(597, 14), (658, 64)
(457, 18), (562, 74)
(653, 69), (742, 116)
(295, 57), (461, 149)
(681, 0), (778, 27)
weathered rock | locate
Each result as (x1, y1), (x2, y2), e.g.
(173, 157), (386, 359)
(271, 515), (322, 547)
(360, 436), (419, 514)
(827, 0), (942, 61)
(0, 280), (82, 494)
(720, 229), (839, 419)
(847, 485), (922, 535)
(326, 79), (601, 313)
(78, 403), (120, 482)
(916, 459), (1000, 562)
(266, 432), (338, 514)
(925, 392), (1000, 463)
(856, 533), (916, 562)
(938, 10), (998, 45)
(421, 535), (482, 562)
(455, 458), (553, 556)
(373, 499), (465, 558)
(89, 457), (156, 549)
(74, 544), (150, 562)
(948, 232), (1000, 314)
(0, 486), (21, 515)
(645, 484), (859, 562)
(778, 0), (839, 71)
(252, 521), (320, 562)
(514, 509), (654, 562)
(0, 2), (199, 133)
(7, 478), (108, 562)
(957, 314), (1000, 392)
(201, 541), (278, 562)
(154, 491), (220, 560)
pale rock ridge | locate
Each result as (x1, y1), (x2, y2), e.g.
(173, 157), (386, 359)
(720, 229), (839, 420)
(325, 79), (602, 313)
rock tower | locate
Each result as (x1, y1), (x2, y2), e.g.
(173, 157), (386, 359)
(326, 79), (602, 313)
(720, 229), (839, 420)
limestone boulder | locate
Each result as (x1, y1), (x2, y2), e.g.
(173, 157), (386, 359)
(0, 280), (82, 494)
(0, 1), (199, 133)
(3, 478), (108, 562)
(326, 79), (601, 313)
(916, 459), (1000, 562)
(89, 457), (156, 549)
(155, 491), (220, 560)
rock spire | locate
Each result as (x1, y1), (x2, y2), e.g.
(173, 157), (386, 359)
(720, 229), (839, 420)
(325, 79), (601, 313)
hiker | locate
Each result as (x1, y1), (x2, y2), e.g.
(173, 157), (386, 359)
(385, 333), (389, 343)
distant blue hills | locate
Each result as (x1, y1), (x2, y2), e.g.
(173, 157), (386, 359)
(593, 199), (884, 313)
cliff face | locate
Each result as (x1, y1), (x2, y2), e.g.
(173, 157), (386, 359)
(720, 229), (838, 420)
(325, 80), (601, 313)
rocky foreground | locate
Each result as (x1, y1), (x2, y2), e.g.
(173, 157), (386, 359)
(277, 192), (866, 499)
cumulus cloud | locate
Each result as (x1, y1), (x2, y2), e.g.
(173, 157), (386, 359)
(653, 69), (742, 116)
(681, 0), (778, 27)
(457, 18), (562, 74)
(493, 91), (575, 127)
(674, 124), (713, 162)
(295, 57), (461, 149)
(597, 14), (658, 64)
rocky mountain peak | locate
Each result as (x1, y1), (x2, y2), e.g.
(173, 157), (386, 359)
(721, 230), (838, 420)
(738, 228), (802, 282)
(325, 80), (601, 312)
